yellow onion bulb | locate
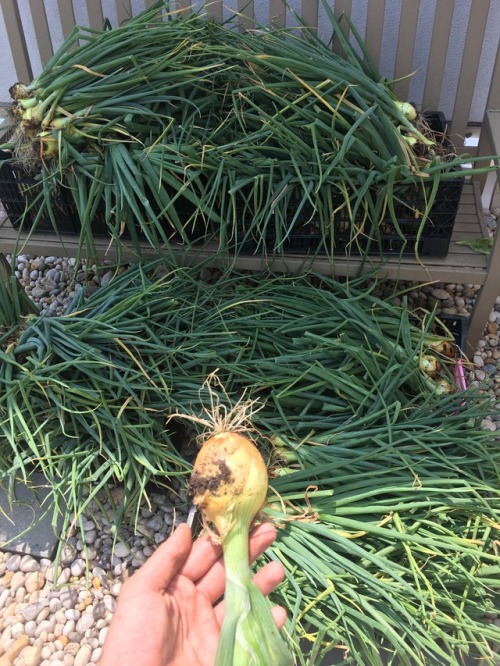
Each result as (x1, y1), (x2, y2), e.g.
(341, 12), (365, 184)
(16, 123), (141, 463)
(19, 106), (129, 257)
(189, 431), (268, 539)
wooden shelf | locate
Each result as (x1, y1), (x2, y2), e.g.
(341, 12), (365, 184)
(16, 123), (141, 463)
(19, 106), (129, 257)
(0, 182), (489, 282)
(0, 179), (496, 355)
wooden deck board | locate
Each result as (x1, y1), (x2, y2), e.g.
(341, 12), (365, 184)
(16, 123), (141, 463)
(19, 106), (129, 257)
(0, 182), (488, 283)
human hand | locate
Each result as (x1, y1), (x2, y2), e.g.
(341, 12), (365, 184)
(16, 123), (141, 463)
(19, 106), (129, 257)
(100, 522), (287, 666)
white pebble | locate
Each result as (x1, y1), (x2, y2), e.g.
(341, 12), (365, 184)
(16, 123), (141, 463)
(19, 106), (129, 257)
(36, 606), (51, 623)
(86, 637), (99, 650)
(98, 626), (109, 646)
(41, 645), (54, 660)
(34, 618), (56, 639)
(103, 596), (116, 613)
(11, 621), (25, 639)
(59, 588), (79, 609)
(92, 566), (106, 579)
(24, 620), (37, 638)
(0, 587), (12, 609)
(44, 565), (62, 583)
(15, 585), (26, 602)
(84, 547), (98, 561)
(54, 622), (64, 637)
(50, 598), (63, 614)
(10, 571), (26, 593)
(76, 613), (95, 634)
(91, 647), (102, 663)
(65, 608), (81, 621)
(70, 558), (86, 578)
(62, 620), (76, 637)
(26, 571), (46, 593)
(23, 645), (43, 666)
(74, 643), (93, 666)
(20, 555), (40, 573)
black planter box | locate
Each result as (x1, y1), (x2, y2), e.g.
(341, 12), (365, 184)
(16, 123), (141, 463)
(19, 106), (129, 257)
(0, 112), (463, 257)
(0, 150), (80, 235)
(264, 112), (464, 258)
(434, 313), (468, 353)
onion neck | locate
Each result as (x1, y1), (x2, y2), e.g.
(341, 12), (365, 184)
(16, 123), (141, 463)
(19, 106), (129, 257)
(224, 511), (252, 575)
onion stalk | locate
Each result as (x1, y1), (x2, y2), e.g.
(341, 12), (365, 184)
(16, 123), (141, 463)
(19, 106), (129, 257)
(190, 431), (293, 666)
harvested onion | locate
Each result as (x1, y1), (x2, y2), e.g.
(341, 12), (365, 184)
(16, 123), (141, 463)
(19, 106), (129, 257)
(189, 431), (293, 666)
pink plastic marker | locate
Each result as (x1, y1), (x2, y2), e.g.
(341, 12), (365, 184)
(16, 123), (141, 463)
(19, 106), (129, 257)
(454, 359), (467, 391)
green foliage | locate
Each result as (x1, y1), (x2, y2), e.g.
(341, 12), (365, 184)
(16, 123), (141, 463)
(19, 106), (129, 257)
(4, 2), (494, 262)
(0, 261), (498, 664)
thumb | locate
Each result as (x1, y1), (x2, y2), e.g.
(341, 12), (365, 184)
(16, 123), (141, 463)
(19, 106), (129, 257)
(127, 523), (192, 592)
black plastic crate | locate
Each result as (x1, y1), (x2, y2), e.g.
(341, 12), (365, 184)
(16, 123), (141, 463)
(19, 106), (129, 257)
(410, 312), (467, 353)
(0, 150), (80, 234)
(434, 314), (468, 353)
(1, 112), (463, 256)
(0, 148), (202, 240)
(264, 112), (463, 258)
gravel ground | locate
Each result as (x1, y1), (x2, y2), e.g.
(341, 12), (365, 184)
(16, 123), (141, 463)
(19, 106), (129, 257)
(1, 205), (500, 665)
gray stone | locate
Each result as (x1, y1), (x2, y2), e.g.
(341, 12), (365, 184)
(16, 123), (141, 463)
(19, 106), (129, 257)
(430, 288), (450, 300)
(100, 270), (114, 287)
(45, 268), (61, 282)
(145, 515), (164, 532)
(22, 600), (49, 622)
(83, 530), (97, 546)
(473, 355), (484, 368)
(481, 418), (497, 432)
(113, 542), (129, 558)
(60, 545), (77, 566)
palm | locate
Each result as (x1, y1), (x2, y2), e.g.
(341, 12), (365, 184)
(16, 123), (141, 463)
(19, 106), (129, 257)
(100, 523), (286, 666)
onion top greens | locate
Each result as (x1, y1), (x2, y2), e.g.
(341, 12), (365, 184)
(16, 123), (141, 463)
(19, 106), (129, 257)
(0, 261), (498, 663)
(3, 1), (496, 261)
